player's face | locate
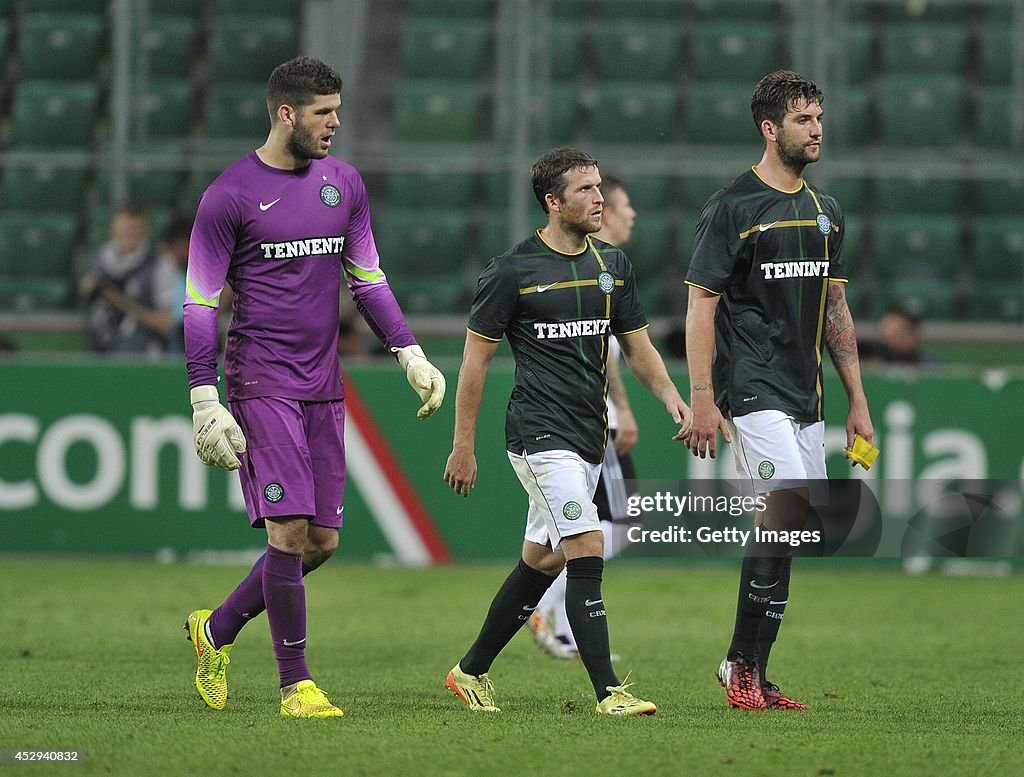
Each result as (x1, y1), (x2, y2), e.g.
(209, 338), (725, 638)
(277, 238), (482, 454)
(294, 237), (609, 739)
(553, 166), (604, 235)
(287, 94), (341, 161)
(774, 98), (823, 167)
(600, 188), (636, 246)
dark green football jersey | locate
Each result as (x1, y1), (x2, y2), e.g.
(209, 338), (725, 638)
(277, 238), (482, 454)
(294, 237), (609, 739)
(467, 230), (648, 464)
(685, 168), (847, 423)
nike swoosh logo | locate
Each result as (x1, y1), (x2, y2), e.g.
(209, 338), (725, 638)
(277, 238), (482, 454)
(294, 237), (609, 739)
(536, 283), (557, 292)
(282, 637), (306, 647)
(522, 605), (537, 612)
(750, 580), (778, 590)
(758, 220), (779, 231)
(585, 598), (603, 606)
(259, 197), (282, 211)
(336, 506), (344, 515)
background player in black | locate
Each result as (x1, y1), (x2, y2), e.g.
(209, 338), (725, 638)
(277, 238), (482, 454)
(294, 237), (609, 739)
(685, 71), (874, 711)
(443, 148), (690, 715)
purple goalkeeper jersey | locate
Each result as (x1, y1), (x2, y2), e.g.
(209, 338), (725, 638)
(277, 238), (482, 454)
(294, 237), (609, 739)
(184, 151), (415, 401)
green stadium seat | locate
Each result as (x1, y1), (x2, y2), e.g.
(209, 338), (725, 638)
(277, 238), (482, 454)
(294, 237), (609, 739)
(0, 0), (14, 17)
(685, 81), (760, 145)
(874, 214), (963, 278)
(550, 0), (590, 20)
(818, 177), (869, 214)
(138, 78), (193, 140)
(549, 21), (585, 79)
(880, 23), (966, 74)
(876, 74), (963, 146)
(693, 0), (781, 19)
(979, 25), (1012, 85)
(12, 80), (98, 148)
(0, 275), (71, 310)
(408, 0), (495, 17)
(387, 274), (471, 315)
(185, 166), (226, 209)
(887, 2), (969, 22)
(597, 0), (679, 19)
(388, 171), (476, 208)
(690, 21), (779, 81)
(204, 82), (269, 140)
(374, 208), (472, 274)
(831, 86), (872, 146)
(973, 176), (1024, 215)
(543, 80), (582, 144)
(838, 214), (865, 271)
(877, 277), (959, 320)
(972, 216), (1024, 282)
(620, 211), (673, 277)
(0, 20), (9, 72)
(143, 15), (198, 78)
(680, 174), (735, 209)
(18, 13), (105, 79)
(24, 0), (106, 12)
(0, 210), (78, 277)
(845, 22), (875, 82)
(400, 18), (490, 79)
(97, 155), (183, 209)
(968, 282), (1023, 321)
(2, 163), (88, 211)
(479, 214), (512, 258)
(208, 15), (297, 82)
(615, 176), (671, 210)
(394, 79), (484, 141)
(589, 81), (676, 143)
(87, 206), (172, 252)
(153, 0), (203, 12)
(591, 22), (682, 80)
(875, 175), (962, 214)
(217, 0), (302, 13)
(975, 87), (1013, 148)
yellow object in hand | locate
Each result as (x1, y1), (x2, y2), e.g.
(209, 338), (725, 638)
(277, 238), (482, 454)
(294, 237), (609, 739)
(844, 434), (879, 470)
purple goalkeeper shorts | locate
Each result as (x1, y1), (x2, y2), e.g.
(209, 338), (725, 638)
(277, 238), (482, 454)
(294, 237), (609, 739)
(229, 397), (347, 529)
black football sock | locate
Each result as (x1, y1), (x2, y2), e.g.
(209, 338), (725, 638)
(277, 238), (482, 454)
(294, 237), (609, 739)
(758, 556), (793, 681)
(460, 559), (555, 676)
(727, 550), (788, 661)
(564, 556), (619, 701)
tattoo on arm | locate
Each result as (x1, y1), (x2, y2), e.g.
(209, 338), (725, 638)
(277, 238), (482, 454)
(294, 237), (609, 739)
(825, 283), (858, 367)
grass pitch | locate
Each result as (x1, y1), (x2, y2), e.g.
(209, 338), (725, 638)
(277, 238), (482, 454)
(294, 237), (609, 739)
(0, 558), (1020, 777)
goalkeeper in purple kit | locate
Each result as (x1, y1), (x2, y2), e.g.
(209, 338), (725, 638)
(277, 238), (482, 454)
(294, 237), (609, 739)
(182, 56), (445, 718)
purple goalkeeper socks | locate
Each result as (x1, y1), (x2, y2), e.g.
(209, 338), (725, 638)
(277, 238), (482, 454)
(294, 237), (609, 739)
(263, 544), (312, 688)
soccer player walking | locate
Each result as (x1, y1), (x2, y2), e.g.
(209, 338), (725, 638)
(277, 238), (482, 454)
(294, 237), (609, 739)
(443, 148), (691, 715)
(182, 56), (445, 718)
(684, 71), (874, 710)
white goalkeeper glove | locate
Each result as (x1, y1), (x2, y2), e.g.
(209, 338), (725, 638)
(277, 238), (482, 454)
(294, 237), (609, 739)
(392, 344), (446, 419)
(190, 385), (247, 470)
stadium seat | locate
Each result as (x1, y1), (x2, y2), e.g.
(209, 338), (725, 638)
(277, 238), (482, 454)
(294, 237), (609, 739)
(87, 206), (172, 252)
(975, 87), (1014, 148)
(619, 210), (673, 277)
(876, 74), (963, 146)
(591, 21), (682, 80)
(818, 177), (869, 214)
(680, 174), (736, 209)
(152, 0), (203, 12)
(2, 162), (88, 212)
(972, 216), (1024, 282)
(876, 277), (959, 320)
(204, 82), (270, 140)
(394, 79), (484, 141)
(844, 22), (874, 82)
(407, 0), (495, 18)
(387, 274), (471, 315)
(479, 213), (512, 258)
(829, 86), (872, 146)
(388, 171), (476, 208)
(0, 274), (71, 310)
(400, 18), (489, 79)
(973, 175), (1024, 215)
(684, 81), (760, 145)
(589, 81), (677, 143)
(880, 22), (966, 74)
(185, 167), (226, 209)
(208, 15), (297, 82)
(137, 78), (193, 140)
(875, 175), (961, 214)
(97, 155), (183, 209)
(874, 214), (963, 278)
(18, 13), (105, 79)
(0, 210), (78, 277)
(23, 0), (106, 11)
(543, 80), (582, 144)
(886, 2), (969, 22)
(617, 176), (671, 210)
(0, 21), (8, 74)
(979, 25), (1012, 85)
(690, 21), (779, 81)
(142, 15), (198, 78)
(373, 208), (472, 274)
(11, 80), (98, 148)
(968, 282), (1023, 321)
(837, 214), (865, 272)
(596, 0), (679, 19)
(548, 21), (585, 80)
(217, 0), (302, 14)
(692, 0), (781, 19)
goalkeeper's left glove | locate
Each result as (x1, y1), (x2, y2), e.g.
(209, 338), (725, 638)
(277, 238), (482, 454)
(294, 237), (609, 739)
(392, 344), (446, 419)
(190, 385), (247, 470)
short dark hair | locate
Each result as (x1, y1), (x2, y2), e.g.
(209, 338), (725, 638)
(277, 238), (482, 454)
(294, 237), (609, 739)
(266, 56), (342, 120)
(114, 201), (148, 220)
(163, 214), (194, 244)
(751, 70), (824, 137)
(600, 174), (626, 200)
(529, 147), (599, 213)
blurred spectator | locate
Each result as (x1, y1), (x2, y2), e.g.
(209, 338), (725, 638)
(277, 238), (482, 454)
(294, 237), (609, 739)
(160, 214), (194, 354)
(859, 307), (935, 365)
(80, 202), (176, 356)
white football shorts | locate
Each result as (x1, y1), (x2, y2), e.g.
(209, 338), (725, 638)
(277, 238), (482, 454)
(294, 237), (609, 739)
(507, 448), (602, 550)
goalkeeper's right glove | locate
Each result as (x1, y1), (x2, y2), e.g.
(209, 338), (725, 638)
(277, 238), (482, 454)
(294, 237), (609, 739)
(190, 385), (247, 470)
